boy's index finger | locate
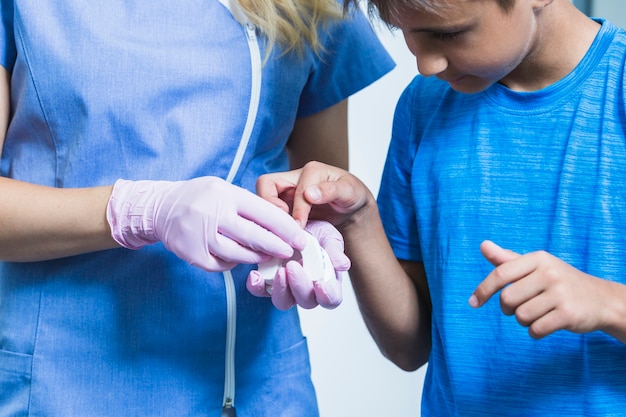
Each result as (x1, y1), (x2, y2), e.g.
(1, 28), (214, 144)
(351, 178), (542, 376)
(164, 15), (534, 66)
(291, 161), (343, 227)
(470, 242), (523, 308)
(469, 266), (512, 308)
(291, 199), (313, 228)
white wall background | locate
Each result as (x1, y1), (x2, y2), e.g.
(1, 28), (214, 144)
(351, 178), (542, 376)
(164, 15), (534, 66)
(592, 1), (626, 29)
(300, 2), (626, 416)
(299, 19), (426, 417)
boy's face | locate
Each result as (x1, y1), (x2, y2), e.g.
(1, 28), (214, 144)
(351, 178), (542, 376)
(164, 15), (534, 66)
(388, 0), (539, 93)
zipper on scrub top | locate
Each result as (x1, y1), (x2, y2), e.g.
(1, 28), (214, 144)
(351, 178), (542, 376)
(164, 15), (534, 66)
(220, 11), (262, 417)
(227, 22), (261, 184)
(222, 271), (237, 417)
(222, 269), (238, 417)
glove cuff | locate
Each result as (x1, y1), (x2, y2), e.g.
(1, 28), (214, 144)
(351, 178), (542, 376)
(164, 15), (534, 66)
(106, 179), (168, 250)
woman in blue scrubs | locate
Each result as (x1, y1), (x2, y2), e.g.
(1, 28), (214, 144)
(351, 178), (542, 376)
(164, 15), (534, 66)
(0, 0), (393, 415)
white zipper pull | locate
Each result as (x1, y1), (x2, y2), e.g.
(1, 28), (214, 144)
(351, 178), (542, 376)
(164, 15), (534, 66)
(222, 399), (237, 417)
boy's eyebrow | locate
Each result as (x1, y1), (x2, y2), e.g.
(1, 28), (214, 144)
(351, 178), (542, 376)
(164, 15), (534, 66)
(403, 16), (477, 33)
(406, 24), (466, 33)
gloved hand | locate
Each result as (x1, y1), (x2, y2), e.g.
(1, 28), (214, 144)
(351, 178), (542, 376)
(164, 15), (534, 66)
(106, 177), (308, 271)
(246, 220), (351, 310)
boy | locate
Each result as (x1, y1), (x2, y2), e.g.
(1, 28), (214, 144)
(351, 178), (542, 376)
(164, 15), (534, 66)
(248, 0), (626, 414)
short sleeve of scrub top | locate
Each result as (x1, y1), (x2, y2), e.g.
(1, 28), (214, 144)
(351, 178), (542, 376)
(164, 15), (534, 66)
(296, 9), (395, 117)
(0, 0), (16, 70)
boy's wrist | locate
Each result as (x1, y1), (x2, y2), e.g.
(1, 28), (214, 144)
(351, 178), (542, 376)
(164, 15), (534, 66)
(338, 192), (379, 235)
(601, 280), (626, 344)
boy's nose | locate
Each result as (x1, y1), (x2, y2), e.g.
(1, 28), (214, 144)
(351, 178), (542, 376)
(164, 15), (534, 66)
(404, 34), (448, 77)
(415, 53), (448, 77)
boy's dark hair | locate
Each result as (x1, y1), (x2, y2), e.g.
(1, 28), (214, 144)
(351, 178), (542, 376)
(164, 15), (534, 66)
(345, 0), (516, 26)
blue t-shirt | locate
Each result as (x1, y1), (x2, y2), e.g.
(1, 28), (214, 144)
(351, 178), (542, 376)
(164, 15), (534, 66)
(379, 19), (626, 416)
(0, 1), (394, 416)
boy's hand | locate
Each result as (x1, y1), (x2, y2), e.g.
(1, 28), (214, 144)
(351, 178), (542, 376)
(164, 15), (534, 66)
(256, 161), (372, 228)
(470, 240), (616, 339)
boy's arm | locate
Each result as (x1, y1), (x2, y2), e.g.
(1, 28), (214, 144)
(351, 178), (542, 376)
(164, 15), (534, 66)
(341, 196), (431, 371)
(256, 161), (432, 365)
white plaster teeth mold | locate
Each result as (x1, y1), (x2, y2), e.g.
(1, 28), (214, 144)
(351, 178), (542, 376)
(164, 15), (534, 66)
(258, 232), (335, 294)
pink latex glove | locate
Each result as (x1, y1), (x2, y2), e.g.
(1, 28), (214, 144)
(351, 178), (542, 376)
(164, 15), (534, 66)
(246, 220), (351, 310)
(106, 177), (307, 271)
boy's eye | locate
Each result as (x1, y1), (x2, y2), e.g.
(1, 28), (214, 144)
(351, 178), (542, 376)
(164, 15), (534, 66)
(432, 31), (461, 41)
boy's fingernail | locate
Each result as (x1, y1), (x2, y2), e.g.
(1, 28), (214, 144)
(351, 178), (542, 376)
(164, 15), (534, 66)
(308, 186), (322, 201)
(468, 294), (479, 308)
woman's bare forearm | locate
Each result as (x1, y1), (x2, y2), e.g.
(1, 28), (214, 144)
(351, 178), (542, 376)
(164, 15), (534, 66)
(287, 99), (348, 170)
(0, 177), (118, 261)
(0, 68), (116, 261)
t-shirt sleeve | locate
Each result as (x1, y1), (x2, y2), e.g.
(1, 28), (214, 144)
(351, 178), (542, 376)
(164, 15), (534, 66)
(296, 8), (395, 118)
(377, 78), (423, 262)
(0, 0), (16, 71)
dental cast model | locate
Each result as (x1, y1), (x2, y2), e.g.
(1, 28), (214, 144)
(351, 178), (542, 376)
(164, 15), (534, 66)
(257, 232), (335, 294)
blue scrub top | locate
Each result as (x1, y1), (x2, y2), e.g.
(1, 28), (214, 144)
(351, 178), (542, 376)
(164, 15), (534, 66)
(0, 1), (395, 415)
